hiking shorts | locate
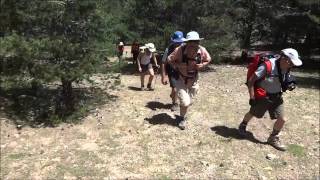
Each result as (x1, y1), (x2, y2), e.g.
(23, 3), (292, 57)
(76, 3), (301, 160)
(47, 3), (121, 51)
(141, 63), (152, 73)
(249, 93), (284, 119)
(176, 79), (199, 107)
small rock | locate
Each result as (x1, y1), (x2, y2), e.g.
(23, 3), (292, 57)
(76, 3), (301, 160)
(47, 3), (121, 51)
(200, 161), (209, 167)
(263, 166), (273, 171)
(219, 163), (224, 167)
(266, 153), (278, 160)
(16, 124), (23, 130)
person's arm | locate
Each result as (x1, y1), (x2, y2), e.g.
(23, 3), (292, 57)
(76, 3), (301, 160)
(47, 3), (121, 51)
(196, 47), (211, 70)
(161, 49), (168, 75)
(137, 53), (142, 72)
(152, 53), (159, 68)
(247, 74), (258, 100)
(248, 65), (266, 100)
(161, 49), (169, 85)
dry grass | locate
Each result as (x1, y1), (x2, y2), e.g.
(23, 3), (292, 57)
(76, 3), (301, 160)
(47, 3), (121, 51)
(1, 64), (319, 179)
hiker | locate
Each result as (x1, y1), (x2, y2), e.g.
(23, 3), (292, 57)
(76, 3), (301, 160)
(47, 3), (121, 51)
(117, 42), (124, 60)
(137, 43), (160, 91)
(131, 39), (140, 64)
(161, 31), (185, 111)
(167, 31), (211, 130)
(238, 48), (302, 151)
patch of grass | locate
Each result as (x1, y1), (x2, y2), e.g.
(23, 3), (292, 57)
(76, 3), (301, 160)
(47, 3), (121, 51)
(287, 144), (305, 157)
(156, 175), (172, 180)
(7, 153), (28, 159)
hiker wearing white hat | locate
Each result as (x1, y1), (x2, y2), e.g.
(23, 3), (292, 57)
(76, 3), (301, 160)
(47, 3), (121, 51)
(137, 43), (160, 91)
(117, 42), (124, 60)
(239, 48), (303, 151)
(167, 31), (211, 130)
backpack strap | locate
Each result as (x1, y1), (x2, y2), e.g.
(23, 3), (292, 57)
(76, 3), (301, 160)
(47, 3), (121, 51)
(264, 60), (272, 76)
(181, 44), (188, 64)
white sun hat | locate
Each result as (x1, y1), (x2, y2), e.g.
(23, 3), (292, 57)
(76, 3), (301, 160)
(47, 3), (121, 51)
(142, 43), (156, 52)
(184, 31), (204, 41)
(119, 42), (124, 46)
(281, 48), (302, 66)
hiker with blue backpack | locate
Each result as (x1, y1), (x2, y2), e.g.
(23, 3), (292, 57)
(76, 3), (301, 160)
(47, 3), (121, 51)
(161, 31), (186, 111)
(239, 48), (302, 151)
(167, 31), (211, 130)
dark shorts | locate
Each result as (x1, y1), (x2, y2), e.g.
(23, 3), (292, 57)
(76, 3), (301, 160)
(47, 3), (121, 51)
(250, 93), (284, 119)
(141, 63), (152, 73)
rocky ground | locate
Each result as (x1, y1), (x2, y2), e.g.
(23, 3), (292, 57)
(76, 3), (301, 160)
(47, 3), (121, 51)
(1, 63), (319, 179)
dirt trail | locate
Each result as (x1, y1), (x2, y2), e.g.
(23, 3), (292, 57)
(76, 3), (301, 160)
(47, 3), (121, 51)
(1, 64), (319, 179)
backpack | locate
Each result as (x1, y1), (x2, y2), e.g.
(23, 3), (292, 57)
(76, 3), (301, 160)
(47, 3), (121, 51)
(165, 43), (181, 78)
(246, 53), (273, 99)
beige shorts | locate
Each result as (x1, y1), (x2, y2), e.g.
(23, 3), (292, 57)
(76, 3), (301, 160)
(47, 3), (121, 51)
(176, 78), (199, 107)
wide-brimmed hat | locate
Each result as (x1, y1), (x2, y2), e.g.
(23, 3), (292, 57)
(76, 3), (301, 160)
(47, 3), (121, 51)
(141, 43), (156, 52)
(171, 31), (186, 43)
(119, 42), (124, 46)
(281, 48), (302, 66)
(184, 31), (204, 42)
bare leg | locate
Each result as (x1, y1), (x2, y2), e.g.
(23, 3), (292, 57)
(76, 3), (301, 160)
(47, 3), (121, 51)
(239, 112), (254, 136)
(180, 105), (188, 117)
(268, 117), (286, 151)
(147, 68), (154, 85)
(140, 73), (145, 89)
(242, 112), (254, 123)
(273, 117), (285, 131)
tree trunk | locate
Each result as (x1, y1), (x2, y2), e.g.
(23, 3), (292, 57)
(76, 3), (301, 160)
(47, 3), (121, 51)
(56, 78), (74, 116)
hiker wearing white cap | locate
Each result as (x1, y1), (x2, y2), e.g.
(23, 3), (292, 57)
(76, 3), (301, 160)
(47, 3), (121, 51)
(117, 42), (124, 60)
(239, 48), (302, 151)
(137, 43), (160, 91)
(161, 31), (186, 111)
(167, 31), (211, 130)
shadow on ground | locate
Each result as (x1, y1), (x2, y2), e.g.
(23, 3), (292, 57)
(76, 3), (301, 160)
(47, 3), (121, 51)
(145, 113), (180, 127)
(128, 86), (142, 91)
(0, 86), (117, 128)
(295, 75), (320, 89)
(211, 125), (267, 145)
(146, 101), (171, 110)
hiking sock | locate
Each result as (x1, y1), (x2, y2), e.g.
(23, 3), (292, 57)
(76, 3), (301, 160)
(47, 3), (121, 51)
(271, 129), (280, 136)
(239, 121), (248, 128)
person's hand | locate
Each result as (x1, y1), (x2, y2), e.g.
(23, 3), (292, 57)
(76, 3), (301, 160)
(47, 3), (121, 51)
(138, 67), (142, 72)
(195, 63), (204, 70)
(249, 99), (256, 106)
(161, 76), (168, 85)
(155, 64), (160, 69)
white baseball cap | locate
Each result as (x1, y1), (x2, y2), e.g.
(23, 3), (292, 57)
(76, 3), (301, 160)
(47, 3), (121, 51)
(184, 31), (204, 41)
(281, 48), (302, 66)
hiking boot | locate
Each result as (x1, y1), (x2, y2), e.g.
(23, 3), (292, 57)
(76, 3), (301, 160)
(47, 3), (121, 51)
(267, 135), (286, 151)
(147, 84), (154, 91)
(140, 86), (145, 91)
(178, 119), (186, 130)
(238, 123), (247, 137)
(171, 103), (179, 111)
(177, 116), (187, 130)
